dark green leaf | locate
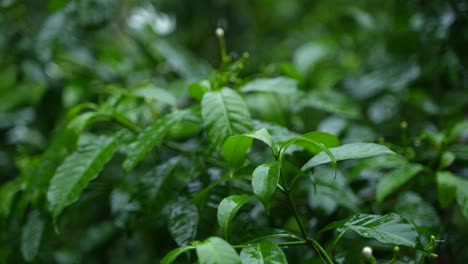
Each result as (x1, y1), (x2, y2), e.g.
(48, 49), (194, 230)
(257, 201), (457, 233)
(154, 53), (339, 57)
(123, 111), (186, 172)
(217, 195), (251, 240)
(456, 177), (468, 220)
(395, 192), (440, 234)
(286, 131), (339, 154)
(201, 88), (252, 148)
(168, 200), (199, 246)
(302, 143), (396, 171)
(252, 163), (280, 213)
(240, 240), (287, 264)
(0, 178), (23, 218)
(321, 213), (419, 248)
(21, 210), (45, 262)
(196, 237), (241, 264)
(376, 163), (423, 203)
(161, 245), (195, 264)
(239, 228), (303, 244)
(47, 134), (120, 219)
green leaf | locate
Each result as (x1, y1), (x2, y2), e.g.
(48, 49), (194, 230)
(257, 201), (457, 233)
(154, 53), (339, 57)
(439, 151), (455, 169)
(376, 163), (423, 203)
(161, 245), (195, 264)
(309, 167), (360, 213)
(123, 111), (186, 172)
(0, 178), (23, 218)
(217, 195), (251, 240)
(395, 192), (440, 234)
(168, 200), (199, 246)
(47, 134), (120, 219)
(223, 128), (276, 168)
(21, 210), (45, 262)
(436, 171), (458, 208)
(196, 237), (241, 264)
(223, 135), (253, 169)
(285, 131), (339, 154)
(240, 240), (287, 264)
(298, 90), (361, 119)
(240, 77), (298, 96)
(302, 143), (396, 171)
(130, 86), (177, 106)
(244, 128), (274, 150)
(201, 88), (252, 148)
(252, 162), (280, 213)
(455, 177), (468, 220)
(322, 213), (419, 248)
(447, 120), (468, 143)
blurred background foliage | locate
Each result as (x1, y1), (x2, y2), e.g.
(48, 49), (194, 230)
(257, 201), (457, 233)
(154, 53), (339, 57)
(0, 0), (467, 263)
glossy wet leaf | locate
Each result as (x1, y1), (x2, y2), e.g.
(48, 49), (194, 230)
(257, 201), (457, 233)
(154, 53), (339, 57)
(376, 163), (423, 203)
(196, 237), (241, 264)
(168, 200), (199, 246)
(161, 245), (195, 264)
(21, 210), (45, 262)
(252, 162), (280, 213)
(217, 195), (251, 240)
(123, 111), (187, 172)
(436, 171), (458, 208)
(240, 240), (287, 264)
(322, 213), (419, 248)
(302, 143), (396, 171)
(201, 88), (253, 148)
(47, 134), (120, 219)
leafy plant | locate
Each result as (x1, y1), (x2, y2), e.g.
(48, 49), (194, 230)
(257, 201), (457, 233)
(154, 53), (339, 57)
(1, 0), (467, 263)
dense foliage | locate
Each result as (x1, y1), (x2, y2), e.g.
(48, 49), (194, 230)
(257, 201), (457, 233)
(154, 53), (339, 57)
(1, 0), (467, 263)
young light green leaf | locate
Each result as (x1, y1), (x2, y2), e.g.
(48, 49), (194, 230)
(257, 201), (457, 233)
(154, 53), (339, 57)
(376, 163), (423, 203)
(47, 134), (120, 219)
(240, 240), (287, 264)
(196, 237), (241, 264)
(223, 135), (253, 169)
(240, 77), (298, 96)
(252, 162), (280, 213)
(285, 131), (339, 154)
(455, 177), (468, 220)
(439, 151), (455, 169)
(302, 143), (396, 171)
(161, 245), (195, 264)
(436, 171), (458, 208)
(223, 128), (275, 168)
(21, 210), (45, 262)
(244, 128), (274, 150)
(123, 111), (186, 172)
(217, 195), (251, 240)
(201, 88), (252, 148)
(321, 213), (419, 248)
(168, 200), (199, 246)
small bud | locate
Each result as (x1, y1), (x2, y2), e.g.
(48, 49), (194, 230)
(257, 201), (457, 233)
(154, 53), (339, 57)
(215, 27), (224, 37)
(401, 121), (408, 129)
(362, 246), (373, 258)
